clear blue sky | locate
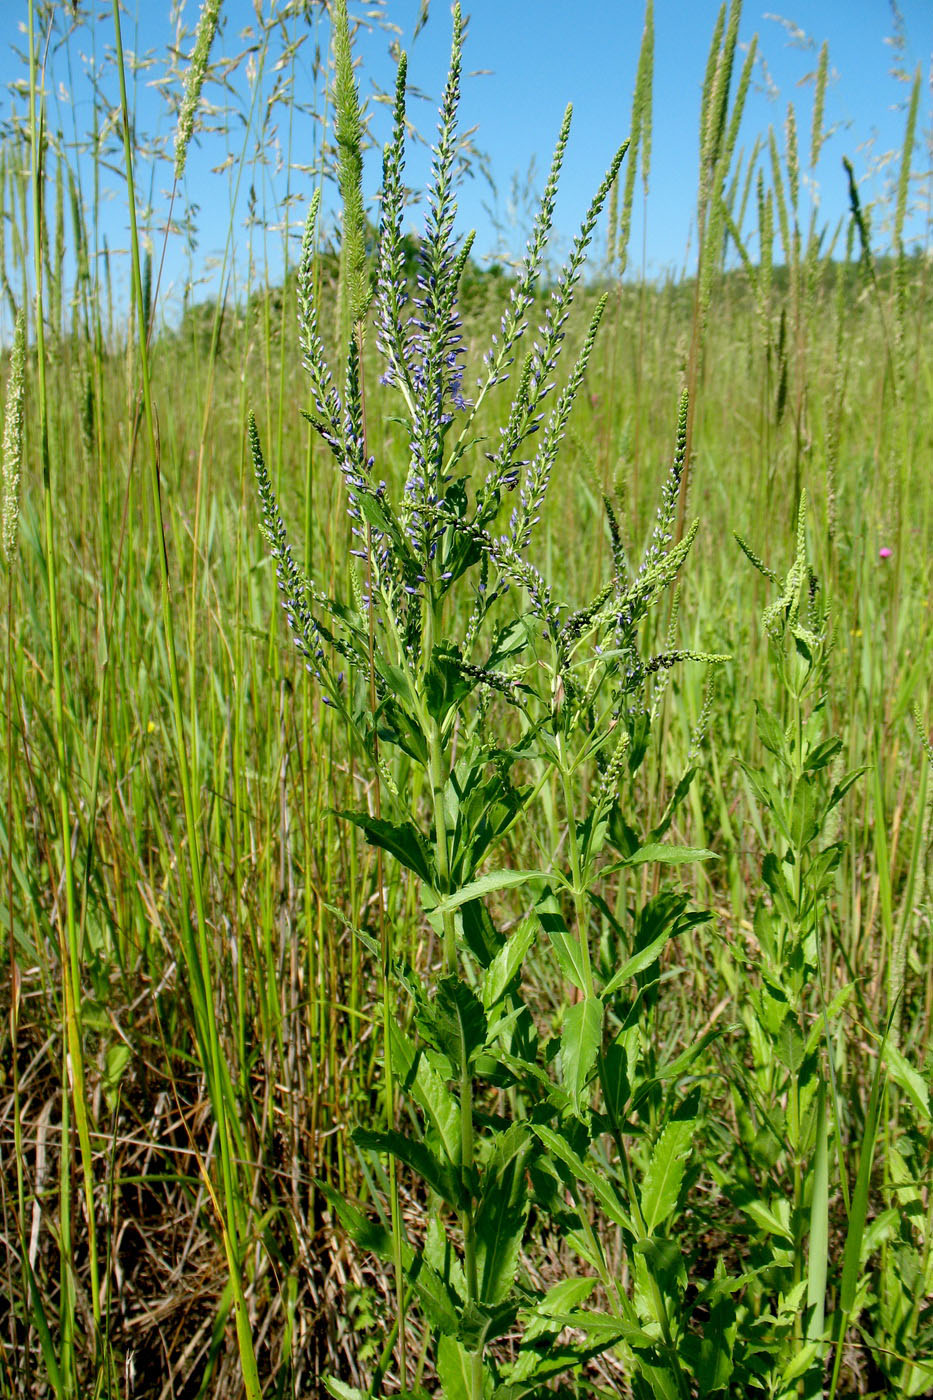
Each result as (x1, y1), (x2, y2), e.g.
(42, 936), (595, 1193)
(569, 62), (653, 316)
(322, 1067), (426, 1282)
(1, 1), (931, 322)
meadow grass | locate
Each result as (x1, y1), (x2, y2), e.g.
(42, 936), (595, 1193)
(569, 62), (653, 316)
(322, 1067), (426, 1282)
(0, 1), (931, 1396)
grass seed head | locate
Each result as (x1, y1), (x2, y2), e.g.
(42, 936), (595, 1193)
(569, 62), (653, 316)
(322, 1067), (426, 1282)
(2, 310), (25, 563)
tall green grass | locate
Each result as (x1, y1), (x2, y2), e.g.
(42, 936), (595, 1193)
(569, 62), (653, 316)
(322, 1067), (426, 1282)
(0, 1), (930, 1396)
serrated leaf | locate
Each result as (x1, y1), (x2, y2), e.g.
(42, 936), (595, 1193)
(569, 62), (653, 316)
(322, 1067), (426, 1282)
(317, 1180), (393, 1258)
(457, 1299), (518, 1347)
(536, 889), (588, 992)
(743, 1198), (794, 1241)
(561, 997), (603, 1113)
(434, 975), (488, 1071)
(319, 1183), (461, 1334)
(389, 1020), (461, 1164)
(602, 926), (675, 997)
(804, 736), (842, 772)
(353, 1127), (463, 1208)
(324, 1380), (365, 1400)
(475, 1132), (530, 1305)
(648, 766), (698, 842)
(623, 842), (717, 866)
(432, 868), (550, 914)
(776, 1015), (805, 1073)
(424, 1217), (466, 1302)
(532, 1124), (635, 1232)
(335, 811), (435, 885)
(755, 700), (789, 760)
(437, 1335), (474, 1400)
(482, 916), (536, 1009)
(522, 1278), (596, 1341)
(761, 851), (797, 924)
(680, 1293), (737, 1392)
(640, 1117), (695, 1232)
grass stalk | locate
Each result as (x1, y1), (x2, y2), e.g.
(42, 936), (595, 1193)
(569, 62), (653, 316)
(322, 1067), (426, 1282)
(109, 4), (261, 1394)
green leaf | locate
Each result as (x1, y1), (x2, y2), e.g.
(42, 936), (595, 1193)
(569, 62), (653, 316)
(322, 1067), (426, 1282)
(807, 1081), (829, 1340)
(521, 1278), (596, 1341)
(434, 975), (488, 1072)
(319, 1183), (462, 1335)
(425, 642), (474, 724)
(408, 1251), (462, 1336)
(883, 1039), (930, 1125)
(335, 811), (434, 886)
(790, 774), (818, 849)
(602, 926), (675, 997)
(825, 765), (868, 815)
(743, 1197), (794, 1241)
(102, 1042), (132, 1112)
(437, 1335), (474, 1400)
(424, 1217), (466, 1302)
(761, 852), (797, 924)
(755, 700), (789, 761)
(433, 867), (550, 914)
(640, 1117), (695, 1232)
(804, 735), (842, 773)
(457, 1299), (518, 1348)
(781, 1341), (821, 1385)
(536, 889), (588, 992)
(776, 1015), (805, 1073)
(738, 761), (791, 842)
(482, 916), (536, 1009)
(475, 1129), (530, 1305)
(654, 1023), (735, 1080)
(561, 997), (603, 1113)
(648, 766), (699, 842)
(317, 1180), (393, 1258)
(680, 1292), (737, 1392)
(840, 1048), (885, 1314)
(324, 1381), (365, 1400)
(353, 1127), (463, 1209)
(389, 1020), (461, 1164)
(458, 898), (506, 967)
(620, 842), (717, 866)
(495, 1339), (639, 1398)
(532, 1124), (635, 1233)
(537, 1311), (643, 1342)
(599, 1038), (630, 1124)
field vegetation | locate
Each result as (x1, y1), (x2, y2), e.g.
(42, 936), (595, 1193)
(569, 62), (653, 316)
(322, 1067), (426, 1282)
(0, 1), (931, 1397)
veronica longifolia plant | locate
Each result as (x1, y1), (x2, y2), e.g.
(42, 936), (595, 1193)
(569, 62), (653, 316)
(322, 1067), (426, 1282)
(252, 8), (725, 1396)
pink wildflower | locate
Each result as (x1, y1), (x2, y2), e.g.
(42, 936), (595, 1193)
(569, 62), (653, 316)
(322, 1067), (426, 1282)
(879, 546), (892, 559)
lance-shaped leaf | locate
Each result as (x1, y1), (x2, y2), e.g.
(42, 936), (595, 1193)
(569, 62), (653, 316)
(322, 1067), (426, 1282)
(353, 1127), (464, 1209)
(437, 1336), (476, 1400)
(389, 1019), (462, 1164)
(561, 996), (603, 1114)
(431, 867), (551, 916)
(532, 1124), (635, 1232)
(482, 916), (536, 1009)
(536, 888), (589, 993)
(475, 1124), (532, 1305)
(430, 975), (488, 1073)
(335, 811), (435, 886)
(640, 1116), (696, 1233)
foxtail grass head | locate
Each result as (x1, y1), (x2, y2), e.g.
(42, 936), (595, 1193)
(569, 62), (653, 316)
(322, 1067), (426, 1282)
(174, 0), (222, 181)
(2, 310), (25, 563)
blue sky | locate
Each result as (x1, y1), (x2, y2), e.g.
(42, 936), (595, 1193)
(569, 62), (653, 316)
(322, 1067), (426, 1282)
(1, 1), (931, 319)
